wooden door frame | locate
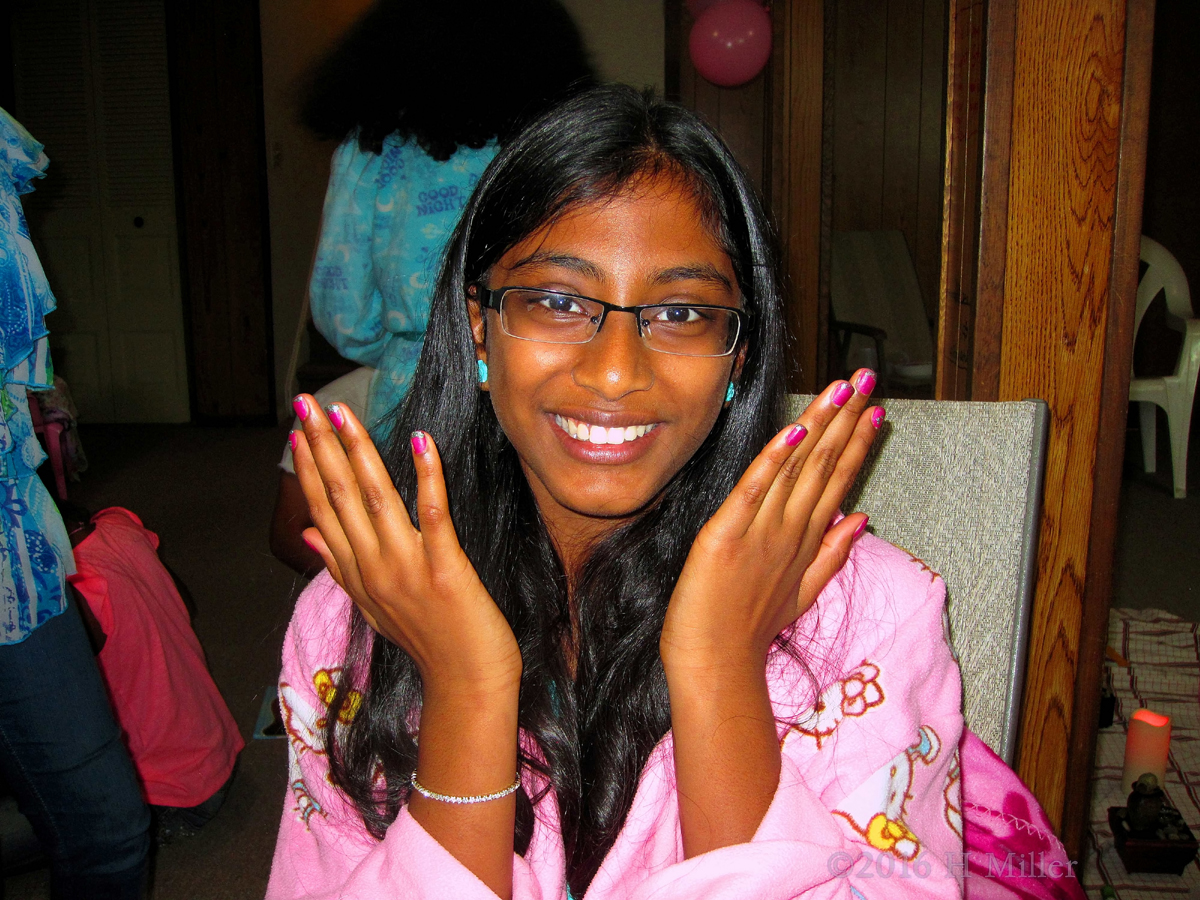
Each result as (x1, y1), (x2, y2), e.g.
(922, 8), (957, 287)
(1064, 0), (1154, 858)
(937, 0), (1155, 859)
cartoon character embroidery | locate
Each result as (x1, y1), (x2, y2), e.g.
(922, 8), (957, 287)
(312, 668), (362, 728)
(279, 680), (322, 760)
(903, 550), (941, 584)
(785, 661), (885, 749)
(944, 747), (962, 839)
(834, 725), (942, 860)
(280, 668), (361, 828)
(291, 777), (324, 826)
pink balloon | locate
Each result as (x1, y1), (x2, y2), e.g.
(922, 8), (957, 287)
(688, 0), (772, 88)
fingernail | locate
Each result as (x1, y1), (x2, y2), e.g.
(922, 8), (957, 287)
(785, 424), (808, 447)
(288, 431), (298, 452)
(831, 382), (854, 408)
(411, 430), (427, 455)
(327, 404), (345, 430)
(855, 369), (877, 395)
(872, 407), (886, 428)
(854, 516), (869, 539)
(302, 534), (318, 553)
(292, 395), (309, 420)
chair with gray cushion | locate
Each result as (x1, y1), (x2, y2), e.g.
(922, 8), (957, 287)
(787, 396), (1049, 764)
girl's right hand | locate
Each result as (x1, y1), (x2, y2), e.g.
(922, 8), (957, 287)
(290, 395), (522, 695)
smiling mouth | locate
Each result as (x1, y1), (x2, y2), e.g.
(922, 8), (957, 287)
(554, 415), (659, 445)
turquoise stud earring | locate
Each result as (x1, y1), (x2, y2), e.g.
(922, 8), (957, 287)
(477, 360), (488, 383)
(725, 382), (736, 402)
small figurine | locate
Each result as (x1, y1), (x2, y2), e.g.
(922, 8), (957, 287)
(1126, 773), (1165, 834)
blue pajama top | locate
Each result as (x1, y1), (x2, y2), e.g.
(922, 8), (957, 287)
(308, 133), (497, 426)
(0, 108), (73, 644)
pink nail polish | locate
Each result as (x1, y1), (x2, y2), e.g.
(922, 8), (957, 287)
(288, 431), (298, 452)
(831, 382), (854, 408)
(855, 369), (877, 395)
(854, 516), (869, 539)
(785, 424), (808, 446)
(411, 431), (427, 455)
(327, 404), (345, 430)
(302, 534), (318, 553)
(292, 395), (309, 420)
(872, 407), (886, 428)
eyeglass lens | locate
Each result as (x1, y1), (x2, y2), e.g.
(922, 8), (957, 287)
(498, 289), (740, 357)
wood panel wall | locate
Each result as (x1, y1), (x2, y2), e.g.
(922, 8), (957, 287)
(672, 4), (771, 193)
(166, 0), (274, 421)
(667, 0), (826, 391)
(768, 0), (826, 393)
(934, 0), (985, 401)
(830, 0), (946, 322)
(970, 0), (1153, 857)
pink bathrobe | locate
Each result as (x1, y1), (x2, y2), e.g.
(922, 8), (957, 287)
(266, 533), (1073, 899)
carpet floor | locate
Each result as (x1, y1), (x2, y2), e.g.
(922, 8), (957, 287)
(3, 424), (304, 900)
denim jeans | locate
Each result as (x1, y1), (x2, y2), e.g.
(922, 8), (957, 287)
(0, 595), (150, 899)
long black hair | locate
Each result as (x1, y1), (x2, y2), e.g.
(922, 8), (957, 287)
(300, 0), (596, 160)
(323, 85), (789, 895)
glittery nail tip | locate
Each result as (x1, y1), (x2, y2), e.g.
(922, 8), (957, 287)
(288, 431), (298, 452)
(292, 396), (309, 420)
(785, 424), (808, 447)
(411, 431), (427, 455)
(855, 369), (877, 395)
(872, 407), (886, 428)
(327, 404), (345, 430)
(831, 382), (854, 407)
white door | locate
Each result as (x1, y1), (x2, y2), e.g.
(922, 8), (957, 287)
(12, 0), (189, 423)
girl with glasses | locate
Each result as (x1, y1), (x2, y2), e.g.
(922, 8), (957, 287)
(268, 86), (1074, 900)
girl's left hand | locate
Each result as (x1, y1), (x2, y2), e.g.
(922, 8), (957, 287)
(660, 371), (882, 672)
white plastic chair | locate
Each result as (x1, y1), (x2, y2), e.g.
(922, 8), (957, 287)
(1130, 236), (1200, 499)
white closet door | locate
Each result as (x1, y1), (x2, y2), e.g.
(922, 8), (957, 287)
(12, 0), (113, 420)
(13, 0), (189, 423)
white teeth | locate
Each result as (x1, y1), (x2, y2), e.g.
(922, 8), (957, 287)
(555, 416), (657, 445)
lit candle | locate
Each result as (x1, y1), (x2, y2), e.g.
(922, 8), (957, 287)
(1121, 708), (1171, 796)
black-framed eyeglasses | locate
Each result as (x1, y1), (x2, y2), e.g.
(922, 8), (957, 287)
(472, 284), (746, 358)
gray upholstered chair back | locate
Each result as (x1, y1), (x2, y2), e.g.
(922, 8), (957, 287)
(787, 396), (1049, 764)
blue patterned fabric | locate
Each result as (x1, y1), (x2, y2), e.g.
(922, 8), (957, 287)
(0, 108), (71, 645)
(0, 473), (72, 642)
(0, 110), (54, 374)
(309, 133), (497, 425)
